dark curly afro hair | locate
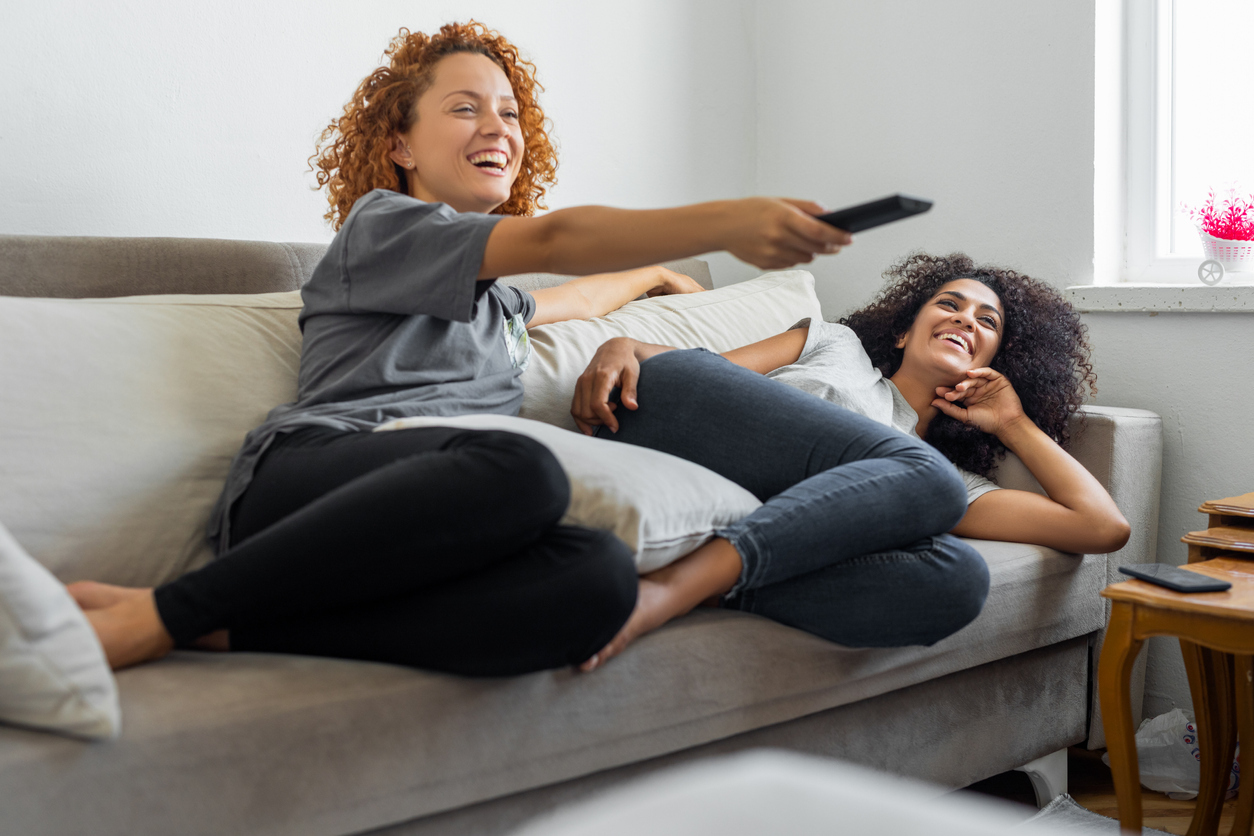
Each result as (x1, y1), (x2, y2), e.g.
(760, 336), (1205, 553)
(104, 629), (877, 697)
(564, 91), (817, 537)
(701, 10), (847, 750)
(838, 252), (1095, 477)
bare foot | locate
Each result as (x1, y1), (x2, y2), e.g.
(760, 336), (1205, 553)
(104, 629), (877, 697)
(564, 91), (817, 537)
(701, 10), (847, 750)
(579, 577), (689, 671)
(579, 537), (743, 672)
(84, 591), (175, 670)
(67, 580), (148, 611)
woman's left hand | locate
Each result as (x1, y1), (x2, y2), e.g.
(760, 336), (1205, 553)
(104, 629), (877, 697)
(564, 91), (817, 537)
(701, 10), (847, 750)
(932, 368), (1027, 438)
(643, 266), (705, 297)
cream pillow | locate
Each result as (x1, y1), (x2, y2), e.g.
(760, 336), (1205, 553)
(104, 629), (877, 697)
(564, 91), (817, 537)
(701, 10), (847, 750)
(0, 291), (303, 586)
(521, 271), (821, 431)
(376, 415), (761, 573)
(0, 521), (120, 740)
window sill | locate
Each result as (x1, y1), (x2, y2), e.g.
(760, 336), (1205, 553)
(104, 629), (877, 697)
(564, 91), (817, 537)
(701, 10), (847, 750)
(1066, 283), (1254, 313)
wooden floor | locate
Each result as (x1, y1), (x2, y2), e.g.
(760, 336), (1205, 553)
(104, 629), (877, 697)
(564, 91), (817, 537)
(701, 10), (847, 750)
(963, 747), (1240, 834)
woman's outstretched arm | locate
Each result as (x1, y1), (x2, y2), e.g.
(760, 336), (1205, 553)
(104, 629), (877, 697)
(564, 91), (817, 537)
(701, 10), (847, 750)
(936, 369), (1131, 554)
(481, 198), (851, 279)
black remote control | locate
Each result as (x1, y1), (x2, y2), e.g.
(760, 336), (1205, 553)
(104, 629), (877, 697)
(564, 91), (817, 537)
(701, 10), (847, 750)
(817, 194), (933, 233)
(1118, 563), (1232, 593)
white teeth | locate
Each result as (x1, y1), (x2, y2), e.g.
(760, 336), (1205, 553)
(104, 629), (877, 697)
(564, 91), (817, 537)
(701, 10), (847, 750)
(468, 150), (507, 168)
(939, 333), (971, 353)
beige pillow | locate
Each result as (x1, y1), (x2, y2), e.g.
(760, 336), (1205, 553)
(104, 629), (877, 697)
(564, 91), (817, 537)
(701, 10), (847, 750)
(0, 292), (303, 586)
(376, 415), (761, 573)
(521, 271), (822, 431)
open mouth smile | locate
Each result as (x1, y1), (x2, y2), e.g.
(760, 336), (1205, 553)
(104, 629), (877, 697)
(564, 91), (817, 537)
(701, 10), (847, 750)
(467, 150), (509, 176)
(936, 330), (973, 355)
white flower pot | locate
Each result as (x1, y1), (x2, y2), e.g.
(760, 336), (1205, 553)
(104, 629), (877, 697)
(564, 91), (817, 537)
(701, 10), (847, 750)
(1198, 230), (1254, 272)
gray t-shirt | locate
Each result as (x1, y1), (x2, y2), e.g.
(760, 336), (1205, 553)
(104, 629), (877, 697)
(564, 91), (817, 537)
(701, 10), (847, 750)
(208, 189), (535, 551)
(765, 318), (1000, 505)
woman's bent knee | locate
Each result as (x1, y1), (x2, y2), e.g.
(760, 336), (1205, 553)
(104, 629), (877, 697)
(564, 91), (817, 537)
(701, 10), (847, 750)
(738, 534), (989, 649)
(914, 536), (990, 645)
(460, 430), (571, 524)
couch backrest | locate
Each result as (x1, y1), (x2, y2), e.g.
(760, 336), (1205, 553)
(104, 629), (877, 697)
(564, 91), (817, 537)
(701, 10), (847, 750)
(0, 234), (713, 297)
(0, 236), (326, 297)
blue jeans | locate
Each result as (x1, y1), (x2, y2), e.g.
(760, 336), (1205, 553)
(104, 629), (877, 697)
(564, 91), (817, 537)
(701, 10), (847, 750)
(594, 348), (990, 647)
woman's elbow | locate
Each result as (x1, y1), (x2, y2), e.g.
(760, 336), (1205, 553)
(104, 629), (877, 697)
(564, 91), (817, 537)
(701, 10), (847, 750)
(1089, 513), (1131, 553)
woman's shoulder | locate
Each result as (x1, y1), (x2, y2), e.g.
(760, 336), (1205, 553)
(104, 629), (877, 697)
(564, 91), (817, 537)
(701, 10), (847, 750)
(769, 318), (883, 386)
(344, 189), (441, 227)
(803, 319), (873, 362)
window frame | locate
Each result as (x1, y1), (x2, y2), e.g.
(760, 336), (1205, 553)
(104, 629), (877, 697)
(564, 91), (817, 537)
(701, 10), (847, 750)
(1118, 0), (1251, 284)
(1076, 0), (1254, 310)
(1123, 0), (1201, 283)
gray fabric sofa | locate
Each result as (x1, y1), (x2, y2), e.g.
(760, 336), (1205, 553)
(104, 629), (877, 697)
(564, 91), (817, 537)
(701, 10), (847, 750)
(0, 234), (1162, 836)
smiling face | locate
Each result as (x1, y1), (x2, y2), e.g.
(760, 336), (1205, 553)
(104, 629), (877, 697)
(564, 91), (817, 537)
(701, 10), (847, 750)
(389, 51), (524, 213)
(893, 279), (1004, 384)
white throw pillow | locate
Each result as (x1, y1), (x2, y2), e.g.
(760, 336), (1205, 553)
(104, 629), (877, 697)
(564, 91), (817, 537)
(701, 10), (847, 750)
(521, 271), (821, 431)
(376, 415), (762, 573)
(0, 291), (304, 586)
(0, 521), (120, 740)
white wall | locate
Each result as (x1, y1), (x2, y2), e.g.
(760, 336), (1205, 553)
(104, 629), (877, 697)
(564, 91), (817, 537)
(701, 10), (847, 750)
(1, 0), (755, 242)
(749, 0), (1096, 313)
(4, 0), (1234, 721)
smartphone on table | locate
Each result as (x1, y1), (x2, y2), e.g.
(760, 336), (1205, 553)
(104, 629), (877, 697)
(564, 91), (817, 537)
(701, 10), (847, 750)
(1118, 563), (1232, 593)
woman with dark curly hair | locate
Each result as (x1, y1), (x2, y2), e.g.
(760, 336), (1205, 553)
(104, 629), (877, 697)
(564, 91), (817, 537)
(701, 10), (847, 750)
(571, 252), (1129, 669)
(69, 21), (853, 674)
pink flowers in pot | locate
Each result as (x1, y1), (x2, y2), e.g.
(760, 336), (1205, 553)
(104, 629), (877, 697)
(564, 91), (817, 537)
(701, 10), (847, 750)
(1184, 189), (1254, 241)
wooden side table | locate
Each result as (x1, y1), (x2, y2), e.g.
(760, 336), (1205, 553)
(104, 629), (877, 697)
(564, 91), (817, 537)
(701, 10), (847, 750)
(1197, 493), (1254, 531)
(1098, 557), (1254, 835)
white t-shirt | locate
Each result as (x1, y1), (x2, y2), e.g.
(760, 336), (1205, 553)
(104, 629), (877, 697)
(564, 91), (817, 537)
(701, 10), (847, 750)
(765, 318), (1000, 506)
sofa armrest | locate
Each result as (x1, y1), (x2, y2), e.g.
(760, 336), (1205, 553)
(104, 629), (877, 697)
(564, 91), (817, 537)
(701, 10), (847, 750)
(991, 405), (1163, 572)
(1065, 405), (1163, 572)
(991, 404), (1163, 747)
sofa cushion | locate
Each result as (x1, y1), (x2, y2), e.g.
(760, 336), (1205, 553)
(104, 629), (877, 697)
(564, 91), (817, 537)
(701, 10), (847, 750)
(0, 270), (809, 588)
(0, 542), (1104, 836)
(0, 291), (304, 586)
(520, 270), (822, 431)
(376, 414), (762, 573)
(0, 521), (120, 740)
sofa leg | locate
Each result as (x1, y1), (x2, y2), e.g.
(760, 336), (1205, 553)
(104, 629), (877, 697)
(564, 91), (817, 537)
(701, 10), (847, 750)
(1014, 748), (1068, 808)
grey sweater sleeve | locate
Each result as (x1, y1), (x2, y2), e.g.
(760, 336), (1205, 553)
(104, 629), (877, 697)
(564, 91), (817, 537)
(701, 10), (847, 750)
(308, 190), (504, 323)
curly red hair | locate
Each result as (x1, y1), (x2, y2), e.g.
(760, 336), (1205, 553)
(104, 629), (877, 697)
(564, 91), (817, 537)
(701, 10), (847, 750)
(310, 21), (557, 230)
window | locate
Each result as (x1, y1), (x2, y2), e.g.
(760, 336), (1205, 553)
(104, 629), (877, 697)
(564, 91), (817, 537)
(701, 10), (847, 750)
(1115, 0), (1254, 283)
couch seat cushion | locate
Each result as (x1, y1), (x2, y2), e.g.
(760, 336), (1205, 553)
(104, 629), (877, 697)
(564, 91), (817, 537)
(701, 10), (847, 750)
(0, 542), (1103, 836)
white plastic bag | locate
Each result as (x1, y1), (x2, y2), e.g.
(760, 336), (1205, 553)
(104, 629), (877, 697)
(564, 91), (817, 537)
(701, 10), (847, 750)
(1102, 708), (1240, 800)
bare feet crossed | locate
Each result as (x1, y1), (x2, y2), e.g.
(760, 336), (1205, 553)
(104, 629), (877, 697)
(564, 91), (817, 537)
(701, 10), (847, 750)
(67, 581), (229, 669)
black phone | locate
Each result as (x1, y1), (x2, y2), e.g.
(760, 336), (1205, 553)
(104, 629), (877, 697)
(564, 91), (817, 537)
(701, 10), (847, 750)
(817, 194), (933, 233)
(1118, 563), (1232, 593)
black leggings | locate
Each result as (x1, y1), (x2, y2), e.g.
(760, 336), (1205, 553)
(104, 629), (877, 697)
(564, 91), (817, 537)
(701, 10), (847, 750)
(152, 427), (638, 676)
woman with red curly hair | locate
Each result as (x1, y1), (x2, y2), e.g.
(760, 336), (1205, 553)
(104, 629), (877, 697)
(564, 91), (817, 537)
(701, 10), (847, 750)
(71, 21), (854, 674)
